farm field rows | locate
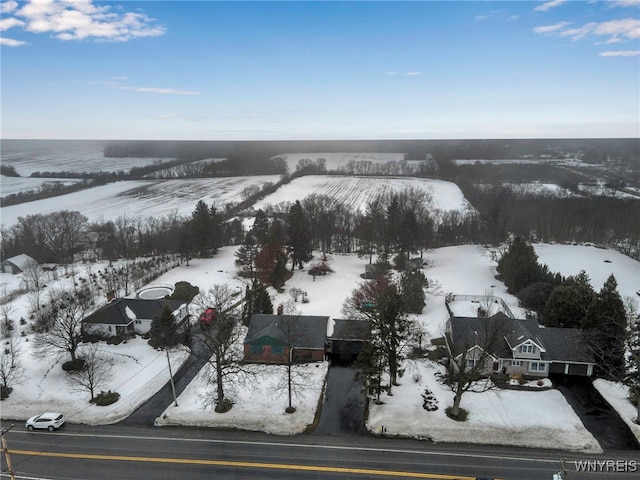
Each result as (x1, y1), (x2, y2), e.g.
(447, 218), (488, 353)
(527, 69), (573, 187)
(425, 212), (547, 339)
(253, 175), (472, 214)
(1, 176), (280, 226)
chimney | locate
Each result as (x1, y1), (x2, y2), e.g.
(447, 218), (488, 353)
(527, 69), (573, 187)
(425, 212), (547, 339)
(277, 304), (284, 315)
(107, 291), (116, 303)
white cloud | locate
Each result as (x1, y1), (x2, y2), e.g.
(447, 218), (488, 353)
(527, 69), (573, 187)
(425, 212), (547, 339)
(0, 17), (25, 31)
(2, 0), (165, 44)
(534, 0), (567, 12)
(535, 18), (640, 44)
(384, 71), (399, 75)
(0, 37), (27, 46)
(405, 72), (422, 76)
(599, 50), (640, 56)
(611, 0), (640, 6)
(121, 86), (202, 96)
(533, 22), (571, 34)
(1, 1), (19, 14)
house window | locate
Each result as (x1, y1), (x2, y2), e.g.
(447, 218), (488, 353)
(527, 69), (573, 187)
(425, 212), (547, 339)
(272, 345), (284, 355)
(250, 344), (263, 355)
(465, 359), (476, 369)
(519, 344), (534, 354)
(511, 360), (522, 366)
(530, 362), (546, 372)
(108, 326), (112, 332)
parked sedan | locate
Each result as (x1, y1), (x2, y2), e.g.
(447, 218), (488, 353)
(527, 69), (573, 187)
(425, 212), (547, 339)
(25, 412), (65, 431)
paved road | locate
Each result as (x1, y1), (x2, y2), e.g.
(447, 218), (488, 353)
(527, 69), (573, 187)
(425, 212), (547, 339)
(4, 423), (639, 480)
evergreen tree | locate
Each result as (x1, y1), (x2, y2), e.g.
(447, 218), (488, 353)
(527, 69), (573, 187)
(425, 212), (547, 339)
(235, 231), (259, 277)
(190, 200), (215, 257)
(149, 305), (178, 348)
(625, 304), (640, 423)
(271, 251), (288, 289)
(242, 279), (274, 322)
(496, 237), (549, 294)
(287, 200), (313, 271)
(543, 273), (595, 328)
(399, 270), (428, 314)
(252, 209), (270, 245)
(584, 275), (627, 380)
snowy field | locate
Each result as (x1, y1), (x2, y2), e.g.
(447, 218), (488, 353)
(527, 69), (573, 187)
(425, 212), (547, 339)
(533, 243), (640, 300)
(274, 152), (406, 172)
(253, 175), (472, 214)
(1, 176), (85, 197)
(1, 176), (280, 226)
(453, 158), (585, 166)
(1, 139), (168, 177)
(2, 243), (638, 452)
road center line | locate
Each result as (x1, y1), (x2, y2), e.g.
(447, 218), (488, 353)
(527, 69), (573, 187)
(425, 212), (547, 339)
(10, 430), (559, 465)
(9, 449), (481, 479)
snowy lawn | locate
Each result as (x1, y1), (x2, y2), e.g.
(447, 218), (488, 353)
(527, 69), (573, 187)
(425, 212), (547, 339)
(367, 360), (602, 453)
(0, 336), (189, 426)
(156, 362), (328, 435)
(593, 379), (640, 441)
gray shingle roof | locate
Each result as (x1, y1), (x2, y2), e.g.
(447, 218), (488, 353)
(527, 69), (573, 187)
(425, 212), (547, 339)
(83, 298), (187, 326)
(245, 314), (328, 349)
(448, 314), (594, 364)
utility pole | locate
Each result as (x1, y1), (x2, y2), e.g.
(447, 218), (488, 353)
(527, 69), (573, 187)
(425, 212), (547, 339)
(1, 424), (16, 480)
(166, 347), (178, 407)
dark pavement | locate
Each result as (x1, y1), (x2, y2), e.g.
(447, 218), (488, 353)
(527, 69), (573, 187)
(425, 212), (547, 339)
(312, 364), (367, 436)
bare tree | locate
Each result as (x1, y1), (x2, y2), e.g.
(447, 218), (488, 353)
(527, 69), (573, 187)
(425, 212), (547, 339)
(191, 284), (254, 413)
(21, 259), (46, 316)
(65, 344), (114, 401)
(0, 337), (25, 398)
(342, 275), (417, 395)
(33, 287), (94, 367)
(273, 302), (315, 413)
(444, 315), (510, 419)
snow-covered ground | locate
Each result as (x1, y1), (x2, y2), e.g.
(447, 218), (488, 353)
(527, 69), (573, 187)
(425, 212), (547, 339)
(368, 360), (601, 453)
(253, 175), (472, 215)
(1, 176), (280, 227)
(2, 243), (638, 453)
(533, 243), (640, 300)
(1, 177), (85, 198)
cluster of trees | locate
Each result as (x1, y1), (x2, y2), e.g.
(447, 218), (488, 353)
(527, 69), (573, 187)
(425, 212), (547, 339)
(1, 202), (247, 264)
(342, 270), (427, 401)
(497, 237), (633, 380)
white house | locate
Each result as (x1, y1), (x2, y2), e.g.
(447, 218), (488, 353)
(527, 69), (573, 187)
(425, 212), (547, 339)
(82, 298), (189, 338)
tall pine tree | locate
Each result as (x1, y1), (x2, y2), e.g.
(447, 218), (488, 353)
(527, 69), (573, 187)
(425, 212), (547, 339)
(584, 274), (627, 380)
(287, 200), (312, 271)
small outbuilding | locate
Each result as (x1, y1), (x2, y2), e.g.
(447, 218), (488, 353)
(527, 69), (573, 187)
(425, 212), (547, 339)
(1, 254), (38, 274)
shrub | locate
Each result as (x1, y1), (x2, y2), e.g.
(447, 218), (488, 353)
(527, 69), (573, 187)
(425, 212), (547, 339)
(445, 406), (468, 421)
(215, 397), (233, 413)
(62, 359), (87, 372)
(167, 281), (199, 301)
(421, 388), (439, 412)
(92, 390), (120, 406)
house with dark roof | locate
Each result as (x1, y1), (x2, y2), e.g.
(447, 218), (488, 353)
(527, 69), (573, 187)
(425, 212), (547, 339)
(243, 314), (329, 363)
(445, 312), (595, 377)
(82, 298), (189, 338)
(1, 254), (37, 274)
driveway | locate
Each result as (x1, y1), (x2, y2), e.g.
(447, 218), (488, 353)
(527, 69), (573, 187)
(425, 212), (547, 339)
(118, 330), (211, 426)
(312, 365), (367, 436)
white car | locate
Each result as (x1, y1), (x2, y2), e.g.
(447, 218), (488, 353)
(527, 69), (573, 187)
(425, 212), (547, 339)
(25, 412), (65, 431)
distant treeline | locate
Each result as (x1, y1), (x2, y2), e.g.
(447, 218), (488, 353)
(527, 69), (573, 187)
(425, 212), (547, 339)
(104, 138), (640, 162)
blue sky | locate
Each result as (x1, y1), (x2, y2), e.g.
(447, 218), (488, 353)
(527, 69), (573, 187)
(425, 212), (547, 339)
(1, 0), (639, 140)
